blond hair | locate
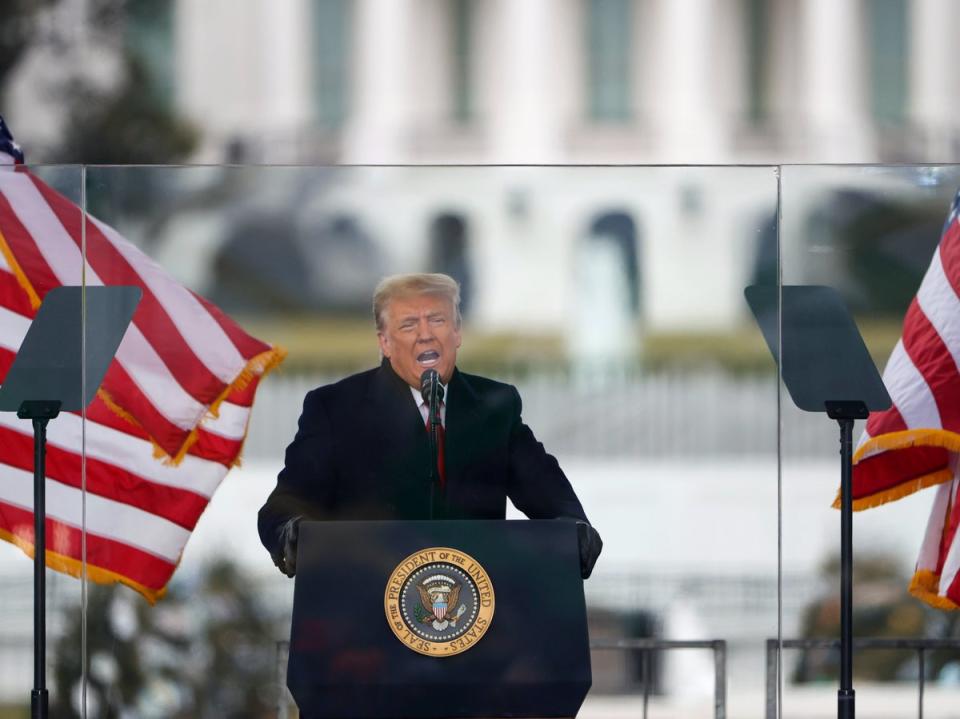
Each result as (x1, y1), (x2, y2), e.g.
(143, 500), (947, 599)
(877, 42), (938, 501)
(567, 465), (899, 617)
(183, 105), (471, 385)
(373, 273), (462, 331)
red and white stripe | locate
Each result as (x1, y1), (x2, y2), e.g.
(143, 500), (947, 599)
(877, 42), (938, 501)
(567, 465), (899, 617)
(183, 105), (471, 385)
(0, 168), (283, 601)
(852, 193), (960, 609)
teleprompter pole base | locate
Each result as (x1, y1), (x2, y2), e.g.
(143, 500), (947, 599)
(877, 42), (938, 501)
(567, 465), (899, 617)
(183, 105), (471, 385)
(31, 688), (48, 719)
(838, 688), (855, 719)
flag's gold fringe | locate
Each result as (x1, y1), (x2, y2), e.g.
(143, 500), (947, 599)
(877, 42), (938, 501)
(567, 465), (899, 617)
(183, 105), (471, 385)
(98, 386), (142, 429)
(174, 345), (288, 467)
(204, 345), (288, 424)
(0, 227), (41, 309)
(831, 468), (954, 511)
(0, 527), (166, 604)
(203, 345), (287, 469)
(853, 428), (960, 464)
(909, 568), (959, 611)
(98, 345), (287, 466)
(96, 387), (177, 465)
(836, 428), (960, 510)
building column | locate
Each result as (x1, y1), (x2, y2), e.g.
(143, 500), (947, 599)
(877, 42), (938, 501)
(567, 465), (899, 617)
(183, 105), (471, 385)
(800, 0), (871, 160)
(177, 0), (266, 160)
(645, 0), (725, 162)
(910, 0), (959, 160)
(258, 0), (312, 157)
(487, 0), (564, 163)
(341, 0), (413, 163)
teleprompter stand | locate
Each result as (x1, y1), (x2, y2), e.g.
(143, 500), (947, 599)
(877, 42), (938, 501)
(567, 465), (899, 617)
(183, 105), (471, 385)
(0, 286), (141, 719)
(746, 285), (891, 719)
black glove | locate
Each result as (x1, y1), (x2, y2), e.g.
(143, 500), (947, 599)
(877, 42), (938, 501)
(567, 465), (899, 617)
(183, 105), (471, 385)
(576, 521), (603, 579)
(271, 516), (301, 578)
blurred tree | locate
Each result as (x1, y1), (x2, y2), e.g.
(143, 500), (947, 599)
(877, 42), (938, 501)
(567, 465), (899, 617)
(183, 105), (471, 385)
(54, 54), (196, 165)
(1, 0), (196, 166)
(804, 190), (944, 316)
(52, 559), (280, 718)
(794, 552), (960, 683)
(51, 0), (199, 224)
(0, 0), (59, 93)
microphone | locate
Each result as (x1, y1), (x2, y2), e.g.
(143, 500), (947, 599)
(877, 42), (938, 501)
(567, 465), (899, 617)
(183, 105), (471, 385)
(420, 369), (444, 433)
(419, 369), (444, 406)
(420, 369), (444, 510)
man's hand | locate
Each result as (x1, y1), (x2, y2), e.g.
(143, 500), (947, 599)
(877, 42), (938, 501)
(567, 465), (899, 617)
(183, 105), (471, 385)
(576, 521), (603, 579)
(271, 517), (301, 578)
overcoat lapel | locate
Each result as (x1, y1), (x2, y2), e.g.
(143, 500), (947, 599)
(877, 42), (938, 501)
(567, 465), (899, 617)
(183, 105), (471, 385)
(367, 359), (424, 427)
(444, 368), (483, 494)
(363, 361), (484, 517)
(366, 360), (433, 514)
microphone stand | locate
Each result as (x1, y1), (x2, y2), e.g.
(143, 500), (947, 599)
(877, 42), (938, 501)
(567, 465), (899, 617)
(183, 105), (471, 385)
(423, 372), (443, 520)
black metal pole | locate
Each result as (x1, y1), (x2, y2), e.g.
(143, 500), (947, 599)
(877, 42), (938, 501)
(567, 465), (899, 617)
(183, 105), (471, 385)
(425, 377), (444, 520)
(31, 415), (49, 719)
(641, 647), (650, 719)
(918, 647), (925, 719)
(18, 400), (59, 719)
(429, 398), (444, 517)
(421, 372), (443, 520)
(838, 416), (855, 719)
(427, 417), (437, 520)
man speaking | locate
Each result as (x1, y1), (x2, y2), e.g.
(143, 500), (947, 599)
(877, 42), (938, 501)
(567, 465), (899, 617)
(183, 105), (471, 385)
(258, 273), (602, 578)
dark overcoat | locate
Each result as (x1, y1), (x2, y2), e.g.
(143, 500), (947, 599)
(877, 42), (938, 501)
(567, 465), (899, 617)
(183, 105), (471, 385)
(258, 359), (588, 556)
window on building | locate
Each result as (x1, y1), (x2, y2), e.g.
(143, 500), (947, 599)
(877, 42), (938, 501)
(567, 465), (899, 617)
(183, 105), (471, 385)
(867, 0), (909, 126)
(588, 211), (641, 317)
(126, 0), (175, 107)
(586, 0), (633, 123)
(313, 0), (351, 129)
(451, 0), (474, 124)
(429, 213), (473, 317)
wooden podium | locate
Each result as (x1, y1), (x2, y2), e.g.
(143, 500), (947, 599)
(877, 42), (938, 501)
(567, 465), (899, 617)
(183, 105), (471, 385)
(287, 519), (592, 718)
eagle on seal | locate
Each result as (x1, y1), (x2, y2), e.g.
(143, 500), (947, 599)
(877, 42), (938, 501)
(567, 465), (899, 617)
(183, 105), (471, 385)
(417, 581), (462, 624)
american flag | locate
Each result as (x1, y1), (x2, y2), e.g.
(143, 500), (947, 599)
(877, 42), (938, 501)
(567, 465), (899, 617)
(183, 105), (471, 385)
(0, 123), (284, 602)
(0, 116), (23, 166)
(851, 190), (960, 609)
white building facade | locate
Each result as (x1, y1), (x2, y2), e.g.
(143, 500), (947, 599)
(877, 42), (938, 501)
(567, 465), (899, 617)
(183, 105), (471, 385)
(174, 0), (960, 166)
(8, 0), (957, 335)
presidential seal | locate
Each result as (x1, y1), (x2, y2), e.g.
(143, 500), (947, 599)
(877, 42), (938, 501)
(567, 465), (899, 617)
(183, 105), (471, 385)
(384, 547), (495, 657)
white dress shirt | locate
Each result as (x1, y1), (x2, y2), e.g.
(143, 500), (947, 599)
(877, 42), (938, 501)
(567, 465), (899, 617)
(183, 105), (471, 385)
(409, 383), (447, 427)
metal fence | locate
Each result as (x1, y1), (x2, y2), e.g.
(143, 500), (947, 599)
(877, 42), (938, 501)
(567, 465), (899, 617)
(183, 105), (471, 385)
(243, 368), (841, 460)
(275, 635), (960, 719)
(591, 638), (727, 719)
(765, 638), (960, 719)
